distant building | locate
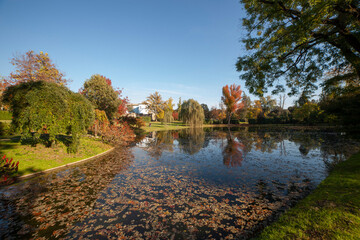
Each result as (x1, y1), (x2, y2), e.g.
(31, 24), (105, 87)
(132, 104), (150, 115)
(128, 103), (156, 121)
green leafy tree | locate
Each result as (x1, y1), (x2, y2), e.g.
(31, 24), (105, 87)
(293, 102), (323, 124)
(236, 0), (360, 97)
(2, 81), (94, 152)
(201, 104), (210, 120)
(260, 96), (277, 116)
(180, 99), (205, 127)
(81, 74), (121, 120)
(177, 97), (182, 120)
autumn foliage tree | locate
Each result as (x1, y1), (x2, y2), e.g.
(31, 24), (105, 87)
(7, 50), (68, 86)
(209, 107), (226, 123)
(221, 84), (245, 124)
(144, 92), (165, 121)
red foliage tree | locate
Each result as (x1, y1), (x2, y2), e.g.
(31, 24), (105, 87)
(172, 111), (179, 121)
(221, 84), (245, 124)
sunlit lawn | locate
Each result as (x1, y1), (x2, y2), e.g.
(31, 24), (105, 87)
(142, 121), (249, 132)
(0, 137), (112, 176)
(257, 151), (360, 239)
(142, 121), (190, 132)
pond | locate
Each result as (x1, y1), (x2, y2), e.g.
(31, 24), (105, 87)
(1, 127), (359, 239)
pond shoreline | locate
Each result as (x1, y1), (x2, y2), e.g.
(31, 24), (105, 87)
(256, 151), (360, 239)
(17, 147), (115, 181)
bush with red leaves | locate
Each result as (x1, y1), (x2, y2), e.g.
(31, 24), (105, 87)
(101, 122), (135, 146)
(1, 155), (19, 185)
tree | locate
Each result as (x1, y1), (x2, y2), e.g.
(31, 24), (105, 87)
(177, 97), (182, 120)
(236, 94), (251, 120)
(293, 102), (323, 124)
(179, 99), (205, 127)
(81, 74), (121, 120)
(144, 92), (164, 121)
(2, 81), (94, 152)
(0, 76), (8, 110)
(221, 84), (245, 124)
(163, 98), (174, 124)
(209, 107), (226, 123)
(7, 50), (68, 86)
(259, 96), (277, 116)
(201, 104), (210, 120)
(246, 100), (262, 120)
(236, 1), (360, 97)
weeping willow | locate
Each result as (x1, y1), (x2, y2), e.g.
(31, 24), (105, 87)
(179, 99), (205, 127)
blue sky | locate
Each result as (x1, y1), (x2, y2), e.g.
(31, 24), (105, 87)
(0, 0), (289, 108)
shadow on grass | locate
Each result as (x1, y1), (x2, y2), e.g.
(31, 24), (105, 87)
(17, 166), (41, 176)
(0, 139), (19, 156)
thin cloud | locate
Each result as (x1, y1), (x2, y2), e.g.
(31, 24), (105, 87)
(145, 88), (185, 96)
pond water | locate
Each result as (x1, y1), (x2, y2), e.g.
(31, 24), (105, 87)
(1, 127), (359, 239)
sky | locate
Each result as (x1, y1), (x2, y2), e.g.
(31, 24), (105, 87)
(0, 0), (290, 108)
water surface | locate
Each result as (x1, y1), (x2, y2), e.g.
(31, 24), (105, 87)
(1, 127), (359, 239)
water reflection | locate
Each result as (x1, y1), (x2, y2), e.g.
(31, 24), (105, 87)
(222, 129), (245, 167)
(1, 127), (359, 239)
(138, 127), (360, 171)
(178, 128), (206, 155)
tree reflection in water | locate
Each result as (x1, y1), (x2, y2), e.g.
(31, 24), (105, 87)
(223, 128), (246, 167)
(178, 128), (205, 155)
(1, 127), (360, 239)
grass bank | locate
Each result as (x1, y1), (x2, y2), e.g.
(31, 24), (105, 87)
(0, 111), (12, 121)
(142, 121), (249, 132)
(0, 137), (112, 176)
(142, 121), (190, 132)
(257, 151), (360, 239)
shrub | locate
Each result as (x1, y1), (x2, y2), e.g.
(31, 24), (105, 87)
(141, 116), (151, 122)
(101, 122), (135, 145)
(0, 155), (19, 186)
(135, 118), (146, 129)
(0, 121), (11, 136)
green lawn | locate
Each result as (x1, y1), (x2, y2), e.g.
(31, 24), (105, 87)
(257, 151), (360, 239)
(142, 121), (249, 132)
(0, 111), (12, 120)
(0, 137), (112, 176)
(142, 121), (190, 132)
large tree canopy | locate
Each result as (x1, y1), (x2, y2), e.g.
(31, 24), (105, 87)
(81, 74), (121, 120)
(2, 81), (94, 152)
(236, 0), (360, 96)
(180, 99), (205, 127)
